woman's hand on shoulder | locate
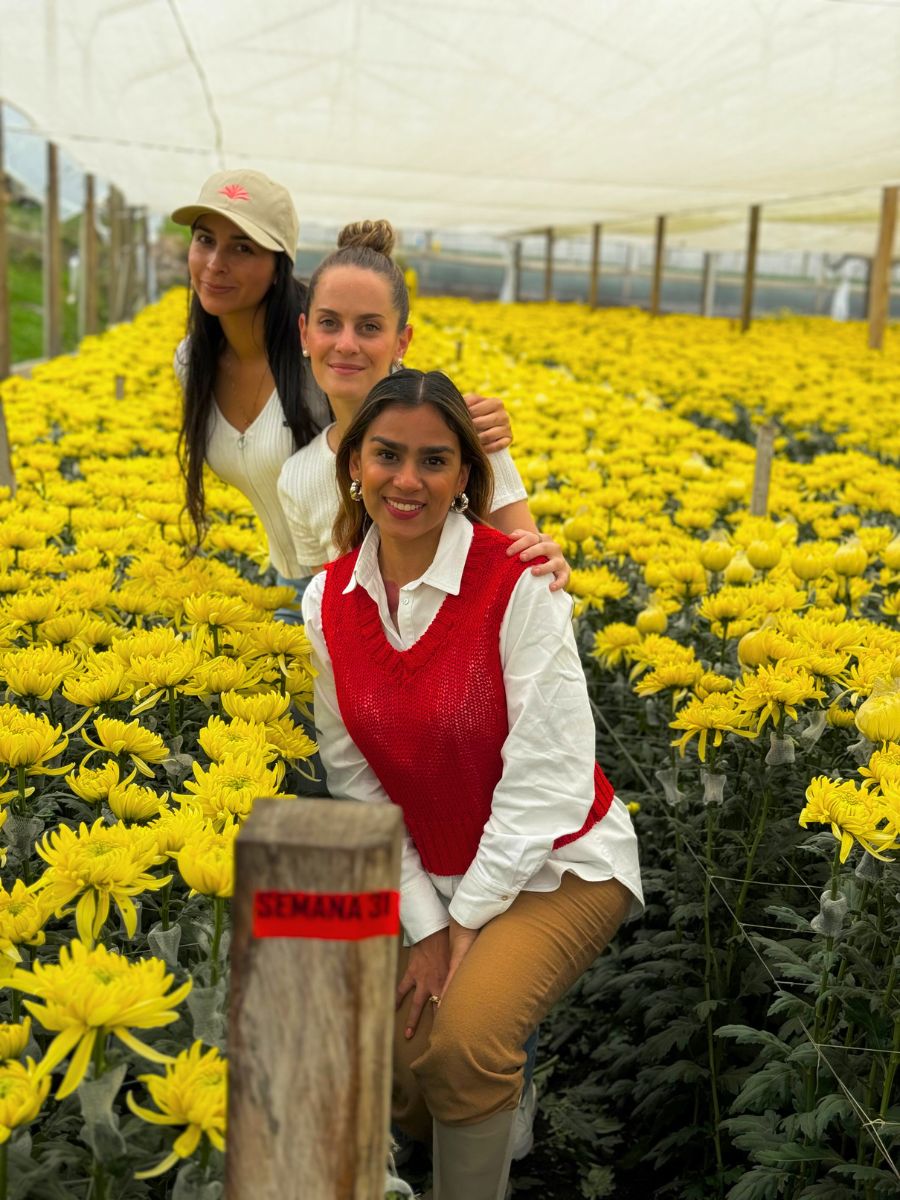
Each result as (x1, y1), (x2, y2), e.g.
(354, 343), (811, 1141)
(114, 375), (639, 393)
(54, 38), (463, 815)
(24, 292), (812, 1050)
(507, 529), (571, 592)
(464, 392), (512, 453)
(397, 926), (450, 1038)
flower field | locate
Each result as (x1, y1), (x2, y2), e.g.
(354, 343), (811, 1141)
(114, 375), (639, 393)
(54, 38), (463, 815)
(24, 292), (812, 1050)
(0, 290), (898, 1198)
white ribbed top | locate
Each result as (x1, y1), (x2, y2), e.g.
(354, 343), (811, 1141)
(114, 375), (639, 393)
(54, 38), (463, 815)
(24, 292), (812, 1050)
(175, 338), (330, 577)
(277, 424), (528, 575)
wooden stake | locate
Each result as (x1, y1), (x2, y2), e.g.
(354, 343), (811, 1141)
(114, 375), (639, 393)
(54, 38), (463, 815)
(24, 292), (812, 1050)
(588, 223), (602, 308)
(511, 240), (522, 303)
(43, 142), (62, 358)
(543, 226), (554, 302)
(867, 185), (898, 351)
(0, 100), (10, 379)
(750, 423), (776, 517)
(650, 216), (666, 316)
(227, 799), (402, 1200)
(741, 205), (761, 333)
(107, 186), (122, 323)
(80, 174), (99, 337)
(700, 252), (716, 317)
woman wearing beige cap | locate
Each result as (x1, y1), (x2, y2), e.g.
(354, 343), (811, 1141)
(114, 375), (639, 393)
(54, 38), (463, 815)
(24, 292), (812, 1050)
(171, 171), (559, 615)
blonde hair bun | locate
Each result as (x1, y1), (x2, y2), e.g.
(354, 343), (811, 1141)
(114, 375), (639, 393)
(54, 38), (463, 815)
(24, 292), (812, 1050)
(337, 219), (395, 258)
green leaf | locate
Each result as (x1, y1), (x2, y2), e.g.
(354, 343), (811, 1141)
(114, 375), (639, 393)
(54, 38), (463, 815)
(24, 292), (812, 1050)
(715, 1025), (789, 1058)
(754, 1144), (839, 1166)
(725, 1167), (789, 1200)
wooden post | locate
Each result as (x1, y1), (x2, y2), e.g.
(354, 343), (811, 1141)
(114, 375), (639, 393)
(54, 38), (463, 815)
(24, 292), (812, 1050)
(107, 185), (123, 323)
(511, 239), (522, 303)
(43, 142), (62, 358)
(650, 216), (666, 315)
(588, 223), (602, 308)
(741, 204), (761, 333)
(137, 206), (149, 310)
(80, 174), (99, 337)
(227, 799), (403, 1200)
(867, 185), (898, 350)
(543, 226), (554, 302)
(0, 100), (10, 379)
(750, 423), (776, 517)
(700, 252), (716, 317)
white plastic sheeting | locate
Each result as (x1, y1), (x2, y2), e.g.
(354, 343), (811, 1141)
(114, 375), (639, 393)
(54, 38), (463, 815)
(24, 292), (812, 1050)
(2, 0), (900, 248)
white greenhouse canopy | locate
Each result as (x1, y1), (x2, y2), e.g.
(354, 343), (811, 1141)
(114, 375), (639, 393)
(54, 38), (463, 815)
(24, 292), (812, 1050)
(2, 0), (900, 251)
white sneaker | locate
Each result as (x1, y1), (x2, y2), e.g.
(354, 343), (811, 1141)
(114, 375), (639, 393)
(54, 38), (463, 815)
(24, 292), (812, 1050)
(511, 1082), (537, 1161)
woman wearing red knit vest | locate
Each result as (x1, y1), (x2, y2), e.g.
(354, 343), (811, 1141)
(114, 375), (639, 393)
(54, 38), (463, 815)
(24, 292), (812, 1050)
(302, 369), (643, 1200)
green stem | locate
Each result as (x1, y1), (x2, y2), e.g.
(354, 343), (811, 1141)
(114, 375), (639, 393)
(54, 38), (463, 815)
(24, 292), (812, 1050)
(211, 625), (221, 657)
(0, 1142), (6, 1200)
(15, 765), (27, 817)
(168, 686), (178, 738)
(702, 806), (724, 1187)
(725, 785), (771, 984)
(91, 1032), (109, 1200)
(160, 878), (173, 932)
(879, 1019), (900, 1120)
(210, 897), (226, 987)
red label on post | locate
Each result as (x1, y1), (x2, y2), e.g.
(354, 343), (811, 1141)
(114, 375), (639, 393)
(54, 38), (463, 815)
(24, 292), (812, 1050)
(252, 889), (400, 941)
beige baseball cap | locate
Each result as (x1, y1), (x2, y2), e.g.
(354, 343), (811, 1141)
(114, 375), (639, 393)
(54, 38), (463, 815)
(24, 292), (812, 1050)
(171, 169), (299, 261)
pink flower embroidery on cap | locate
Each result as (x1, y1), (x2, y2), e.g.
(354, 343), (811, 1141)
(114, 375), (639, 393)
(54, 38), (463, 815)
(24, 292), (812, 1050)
(218, 184), (250, 201)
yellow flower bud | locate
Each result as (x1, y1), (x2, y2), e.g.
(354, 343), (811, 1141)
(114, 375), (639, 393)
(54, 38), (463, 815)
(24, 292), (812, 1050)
(790, 547), (829, 582)
(833, 541), (868, 577)
(746, 540), (782, 571)
(724, 553), (754, 585)
(563, 516), (594, 543)
(855, 688), (900, 745)
(698, 542), (733, 573)
(881, 538), (900, 571)
(636, 606), (668, 635)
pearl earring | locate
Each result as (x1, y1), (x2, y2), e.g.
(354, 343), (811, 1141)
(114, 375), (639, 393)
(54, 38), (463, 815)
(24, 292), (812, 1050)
(302, 349), (310, 358)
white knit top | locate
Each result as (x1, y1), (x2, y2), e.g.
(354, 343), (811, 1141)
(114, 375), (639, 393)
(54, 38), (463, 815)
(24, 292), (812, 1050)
(277, 424), (528, 576)
(174, 338), (331, 578)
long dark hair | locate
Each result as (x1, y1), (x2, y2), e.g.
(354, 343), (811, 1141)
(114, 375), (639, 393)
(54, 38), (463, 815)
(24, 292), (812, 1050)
(177, 252), (321, 543)
(333, 369), (494, 554)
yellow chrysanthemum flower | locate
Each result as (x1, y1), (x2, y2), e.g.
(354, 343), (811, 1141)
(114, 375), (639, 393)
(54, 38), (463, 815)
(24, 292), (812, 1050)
(670, 693), (759, 761)
(67, 759), (128, 805)
(0, 1017), (31, 1062)
(0, 645), (78, 700)
(128, 1041), (227, 1178)
(220, 690), (291, 724)
(62, 653), (132, 708)
(799, 776), (899, 863)
(734, 662), (825, 733)
(33, 819), (171, 944)
(0, 706), (70, 778)
(84, 717), (169, 778)
(174, 753), (284, 825)
(6, 941), (191, 1098)
(0, 881), (50, 962)
(176, 822), (238, 898)
(0, 1058), (51, 1142)
(106, 779), (169, 823)
(591, 623), (642, 668)
(855, 686), (900, 746)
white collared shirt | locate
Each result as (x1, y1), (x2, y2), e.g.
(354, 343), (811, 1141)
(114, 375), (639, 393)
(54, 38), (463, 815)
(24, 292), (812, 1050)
(302, 512), (643, 942)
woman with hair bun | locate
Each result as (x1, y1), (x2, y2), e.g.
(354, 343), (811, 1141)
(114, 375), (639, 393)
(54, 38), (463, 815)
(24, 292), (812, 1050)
(302, 369), (642, 1200)
(278, 218), (567, 591)
(170, 176), (556, 616)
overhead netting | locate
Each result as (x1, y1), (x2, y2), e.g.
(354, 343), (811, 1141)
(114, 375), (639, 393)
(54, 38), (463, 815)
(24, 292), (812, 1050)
(1, 0), (900, 248)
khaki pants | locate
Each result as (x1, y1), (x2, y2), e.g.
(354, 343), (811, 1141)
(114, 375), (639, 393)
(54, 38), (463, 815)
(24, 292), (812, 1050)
(392, 874), (631, 1136)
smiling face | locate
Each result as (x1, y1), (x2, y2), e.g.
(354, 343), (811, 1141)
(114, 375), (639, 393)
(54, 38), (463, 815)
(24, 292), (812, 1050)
(299, 265), (412, 408)
(349, 402), (469, 559)
(188, 212), (277, 318)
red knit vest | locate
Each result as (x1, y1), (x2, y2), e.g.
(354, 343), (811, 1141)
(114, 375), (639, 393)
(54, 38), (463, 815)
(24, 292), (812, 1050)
(321, 523), (614, 875)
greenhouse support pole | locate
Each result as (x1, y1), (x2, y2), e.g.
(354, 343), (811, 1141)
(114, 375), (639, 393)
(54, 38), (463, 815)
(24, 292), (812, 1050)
(650, 216), (666, 315)
(750, 423), (776, 517)
(79, 174), (99, 337)
(107, 186), (123, 323)
(0, 100), (9, 379)
(543, 227), (554, 301)
(740, 205), (761, 333)
(867, 185), (898, 350)
(227, 798), (402, 1200)
(43, 142), (62, 358)
(700, 252), (716, 317)
(588, 223), (602, 308)
(512, 239), (522, 302)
